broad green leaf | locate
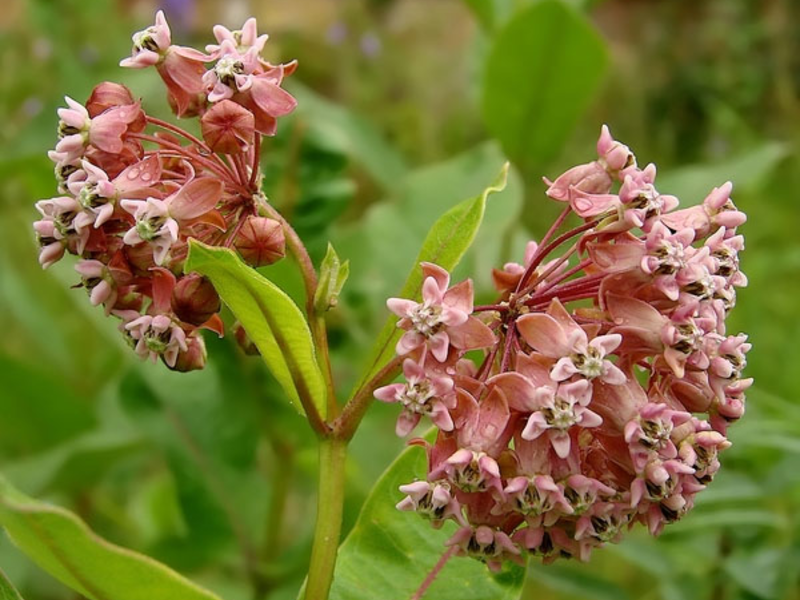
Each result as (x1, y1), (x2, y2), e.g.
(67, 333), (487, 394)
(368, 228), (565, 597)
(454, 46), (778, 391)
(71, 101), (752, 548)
(291, 83), (408, 192)
(0, 474), (223, 600)
(0, 568), (24, 600)
(525, 562), (632, 600)
(481, 0), (608, 174)
(185, 241), (326, 417)
(326, 442), (527, 600)
(657, 142), (789, 203)
(356, 162), (509, 388)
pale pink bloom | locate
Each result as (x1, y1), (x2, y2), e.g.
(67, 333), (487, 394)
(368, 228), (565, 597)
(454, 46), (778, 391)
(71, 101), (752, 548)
(705, 227), (748, 287)
(121, 197), (178, 265)
(34, 196), (90, 256)
(624, 403), (692, 472)
(388, 262), (495, 362)
(75, 260), (115, 307)
(396, 481), (463, 527)
(33, 220), (66, 268)
(206, 18), (269, 56)
(502, 475), (572, 520)
(513, 523), (576, 562)
(520, 380), (602, 458)
(544, 125), (634, 201)
(374, 358), (454, 436)
(430, 447), (504, 495)
(516, 299), (625, 384)
(660, 182), (746, 237)
(562, 475), (616, 515)
(121, 11), (210, 116)
(125, 314), (188, 367)
(447, 525), (521, 572)
(121, 177), (223, 265)
(171, 333), (208, 372)
(630, 457), (695, 508)
(70, 156), (162, 230)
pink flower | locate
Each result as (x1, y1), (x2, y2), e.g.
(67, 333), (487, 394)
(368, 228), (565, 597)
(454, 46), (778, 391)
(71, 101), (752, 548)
(121, 177), (223, 265)
(374, 358), (455, 436)
(519, 380), (602, 458)
(388, 262), (495, 362)
(516, 299), (625, 384)
(125, 314), (188, 367)
(121, 11), (209, 116)
(446, 525), (521, 572)
(396, 481), (463, 527)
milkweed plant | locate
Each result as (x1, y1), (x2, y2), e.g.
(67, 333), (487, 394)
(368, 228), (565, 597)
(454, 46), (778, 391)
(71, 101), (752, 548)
(25, 11), (751, 600)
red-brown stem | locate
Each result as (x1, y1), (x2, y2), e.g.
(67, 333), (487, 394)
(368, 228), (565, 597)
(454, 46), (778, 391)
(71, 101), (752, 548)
(250, 133), (262, 188)
(514, 219), (598, 297)
(477, 342), (500, 381)
(517, 244), (579, 298)
(513, 206), (570, 294)
(144, 117), (237, 179)
(234, 153), (250, 188)
(130, 133), (248, 194)
(533, 258), (593, 297)
(527, 284), (603, 309)
(473, 303), (509, 313)
(500, 320), (516, 372)
(410, 546), (457, 600)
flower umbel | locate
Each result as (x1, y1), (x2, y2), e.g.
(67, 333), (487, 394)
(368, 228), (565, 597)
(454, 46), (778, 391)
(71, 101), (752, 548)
(384, 125), (750, 567)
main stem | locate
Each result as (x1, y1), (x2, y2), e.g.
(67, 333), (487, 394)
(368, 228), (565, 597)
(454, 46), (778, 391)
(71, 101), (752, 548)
(305, 437), (347, 600)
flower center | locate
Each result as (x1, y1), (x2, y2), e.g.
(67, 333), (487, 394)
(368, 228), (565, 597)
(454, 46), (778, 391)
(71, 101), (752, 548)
(215, 56), (246, 87)
(542, 396), (579, 429)
(570, 345), (604, 379)
(409, 303), (443, 337)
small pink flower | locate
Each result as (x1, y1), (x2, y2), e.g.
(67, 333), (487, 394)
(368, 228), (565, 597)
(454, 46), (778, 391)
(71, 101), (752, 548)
(447, 525), (521, 572)
(388, 262), (495, 362)
(374, 358), (455, 436)
(396, 481), (463, 527)
(125, 314), (188, 367)
(520, 380), (602, 458)
(516, 299), (625, 384)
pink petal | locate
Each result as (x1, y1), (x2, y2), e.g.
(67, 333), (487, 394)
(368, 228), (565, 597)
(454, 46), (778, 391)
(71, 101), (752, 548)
(516, 313), (570, 357)
(167, 178), (224, 221)
(447, 317), (495, 351)
(250, 78), (298, 117)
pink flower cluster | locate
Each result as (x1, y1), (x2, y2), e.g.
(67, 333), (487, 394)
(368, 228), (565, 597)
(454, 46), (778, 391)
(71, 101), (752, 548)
(34, 13), (295, 370)
(380, 126), (750, 568)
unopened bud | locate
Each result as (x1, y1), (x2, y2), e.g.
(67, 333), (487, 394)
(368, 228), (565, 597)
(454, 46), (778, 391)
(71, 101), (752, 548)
(234, 216), (285, 267)
(169, 335), (207, 372)
(171, 274), (221, 326)
(201, 100), (255, 154)
(86, 82), (136, 117)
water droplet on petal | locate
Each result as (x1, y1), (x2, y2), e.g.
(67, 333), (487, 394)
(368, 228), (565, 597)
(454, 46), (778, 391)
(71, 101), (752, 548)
(141, 173), (151, 181)
(128, 169), (140, 179)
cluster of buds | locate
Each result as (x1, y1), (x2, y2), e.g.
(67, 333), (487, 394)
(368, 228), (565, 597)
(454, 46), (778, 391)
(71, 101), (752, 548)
(34, 12), (294, 370)
(380, 126), (750, 568)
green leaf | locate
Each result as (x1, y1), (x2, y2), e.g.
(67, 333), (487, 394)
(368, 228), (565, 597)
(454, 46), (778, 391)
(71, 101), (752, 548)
(356, 162), (509, 388)
(325, 442), (527, 600)
(315, 243), (350, 312)
(481, 0), (608, 174)
(291, 83), (408, 192)
(0, 474), (223, 600)
(0, 568), (25, 600)
(656, 142), (789, 203)
(184, 241), (326, 417)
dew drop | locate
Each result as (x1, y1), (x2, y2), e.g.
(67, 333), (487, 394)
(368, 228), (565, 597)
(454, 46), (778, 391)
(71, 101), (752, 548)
(127, 169), (140, 179)
(141, 173), (152, 181)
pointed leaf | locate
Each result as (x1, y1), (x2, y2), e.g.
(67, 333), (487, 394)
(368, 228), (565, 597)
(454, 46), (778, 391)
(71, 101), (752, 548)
(325, 441), (527, 600)
(0, 569), (25, 600)
(481, 1), (608, 174)
(0, 474), (223, 600)
(314, 243), (350, 312)
(356, 163), (509, 388)
(184, 241), (326, 417)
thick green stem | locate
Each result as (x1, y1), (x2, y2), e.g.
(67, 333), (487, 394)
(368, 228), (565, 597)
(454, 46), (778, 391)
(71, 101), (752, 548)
(304, 437), (347, 600)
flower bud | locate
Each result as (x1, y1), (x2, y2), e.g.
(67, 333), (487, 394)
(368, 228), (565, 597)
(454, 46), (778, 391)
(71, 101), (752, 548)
(234, 216), (285, 267)
(86, 82), (137, 117)
(201, 100), (255, 154)
(169, 335), (207, 372)
(171, 274), (221, 326)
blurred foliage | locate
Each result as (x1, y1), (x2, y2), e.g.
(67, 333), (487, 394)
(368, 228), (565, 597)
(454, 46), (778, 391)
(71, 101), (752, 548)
(0, 0), (799, 599)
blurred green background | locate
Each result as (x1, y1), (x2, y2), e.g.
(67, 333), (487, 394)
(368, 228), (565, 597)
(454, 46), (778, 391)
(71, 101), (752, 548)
(1, 0), (799, 599)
